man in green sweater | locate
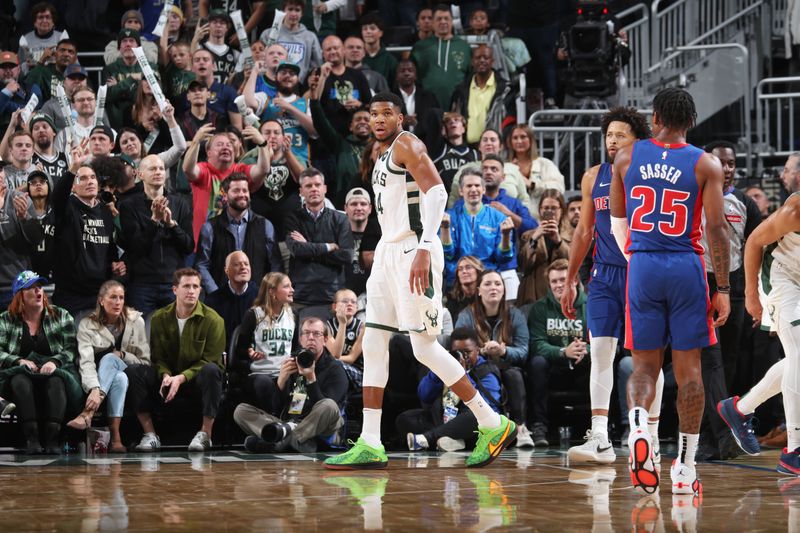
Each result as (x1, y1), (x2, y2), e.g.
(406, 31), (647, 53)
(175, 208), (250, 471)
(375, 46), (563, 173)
(410, 5), (472, 113)
(125, 267), (226, 452)
(526, 258), (590, 446)
(361, 12), (398, 90)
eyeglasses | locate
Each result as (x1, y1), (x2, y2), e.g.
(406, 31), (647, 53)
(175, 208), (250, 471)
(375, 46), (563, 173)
(300, 330), (324, 339)
(74, 96), (96, 103)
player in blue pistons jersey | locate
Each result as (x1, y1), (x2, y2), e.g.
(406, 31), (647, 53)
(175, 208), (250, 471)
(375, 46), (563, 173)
(561, 107), (661, 465)
(610, 88), (731, 496)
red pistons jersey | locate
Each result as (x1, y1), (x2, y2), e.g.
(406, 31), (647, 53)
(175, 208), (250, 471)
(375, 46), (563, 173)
(623, 139), (706, 254)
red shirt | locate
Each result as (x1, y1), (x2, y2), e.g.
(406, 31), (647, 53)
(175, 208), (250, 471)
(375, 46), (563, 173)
(190, 162), (254, 247)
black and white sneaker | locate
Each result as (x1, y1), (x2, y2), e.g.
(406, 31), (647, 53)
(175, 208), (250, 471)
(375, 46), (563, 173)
(135, 432), (161, 452)
(568, 430), (616, 464)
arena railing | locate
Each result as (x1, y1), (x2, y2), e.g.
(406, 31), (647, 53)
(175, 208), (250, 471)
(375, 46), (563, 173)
(617, 3), (650, 109)
(755, 76), (800, 165)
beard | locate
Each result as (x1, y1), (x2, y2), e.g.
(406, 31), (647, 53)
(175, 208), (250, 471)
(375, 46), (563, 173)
(36, 137), (52, 151)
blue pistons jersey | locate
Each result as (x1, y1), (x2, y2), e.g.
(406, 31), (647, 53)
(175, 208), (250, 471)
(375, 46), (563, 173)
(624, 139), (706, 255)
(592, 163), (628, 268)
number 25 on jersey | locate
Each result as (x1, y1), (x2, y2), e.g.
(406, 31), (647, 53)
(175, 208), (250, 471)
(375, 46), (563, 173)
(630, 185), (691, 237)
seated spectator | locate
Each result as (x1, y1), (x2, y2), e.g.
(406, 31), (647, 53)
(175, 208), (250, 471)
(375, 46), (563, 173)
(179, 79), (228, 141)
(285, 168), (354, 316)
(67, 281), (150, 453)
(234, 316), (348, 453)
(17, 2), (69, 75)
(318, 35), (372, 137)
(455, 270), (532, 447)
(432, 112), (480, 194)
(240, 119), (303, 242)
(181, 48), (243, 130)
(0, 52), (42, 133)
(392, 59), (440, 139)
(258, 0), (322, 84)
(162, 40), (194, 102)
(88, 125), (117, 159)
(310, 71), (371, 207)
(37, 63), (87, 132)
(118, 154), (194, 315)
(48, 87), (114, 151)
(326, 288), (365, 391)
(25, 170), (54, 281)
(102, 29), (154, 85)
(517, 190), (571, 305)
(205, 251), (259, 343)
(448, 128), (533, 214)
(104, 10), (158, 66)
(410, 5), (471, 119)
(344, 35), (389, 96)
(441, 170), (513, 289)
(745, 185), (771, 217)
(125, 268), (225, 452)
(24, 38), (77, 103)
(196, 172), (281, 295)
(0, 170), (45, 310)
(52, 148), (125, 317)
(232, 272), (296, 411)
(506, 124), (565, 211)
(1, 130), (37, 190)
(398, 326), (502, 452)
(464, 7), (511, 82)
(0, 270), (81, 454)
(183, 126), (270, 246)
(526, 259), (589, 447)
(450, 45), (514, 145)
(446, 255), (485, 321)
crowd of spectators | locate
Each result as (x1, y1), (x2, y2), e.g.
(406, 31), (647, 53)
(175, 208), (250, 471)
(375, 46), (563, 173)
(0, 0), (789, 455)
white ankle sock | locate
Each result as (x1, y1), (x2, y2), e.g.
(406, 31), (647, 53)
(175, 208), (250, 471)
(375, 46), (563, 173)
(677, 433), (699, 466)
(361, 408), (382, 448)
(647, 419), (659, 442)
(591, 415), (609, 440)
(465, 393), (501, 429)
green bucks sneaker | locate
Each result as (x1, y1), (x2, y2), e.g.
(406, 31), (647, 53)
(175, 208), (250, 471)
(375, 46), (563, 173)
(466, 415), (517, 468)
(324, 437), (389, 470)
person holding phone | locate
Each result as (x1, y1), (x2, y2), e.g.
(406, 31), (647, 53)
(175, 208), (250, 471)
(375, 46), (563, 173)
(517, 190), (572, 305)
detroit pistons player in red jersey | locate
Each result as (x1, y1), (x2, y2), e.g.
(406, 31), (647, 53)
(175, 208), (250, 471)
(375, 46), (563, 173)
(609, 88), (730, 496)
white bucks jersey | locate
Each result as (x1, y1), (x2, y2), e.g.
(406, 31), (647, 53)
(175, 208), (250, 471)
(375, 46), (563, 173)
(772, 192), (800, 280)
(251, 307), (295, 376)
(371, 131), (423, 242)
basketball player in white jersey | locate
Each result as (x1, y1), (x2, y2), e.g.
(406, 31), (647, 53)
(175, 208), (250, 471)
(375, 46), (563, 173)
(722, 180), (800, 476)
(324, 92), (516, 470)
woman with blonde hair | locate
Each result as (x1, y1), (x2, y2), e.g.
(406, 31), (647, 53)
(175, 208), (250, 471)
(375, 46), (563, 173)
(518, 190), (572, 305)
(233, 273), (297, 411)
(67, 280), (150, 453)
(506, 124), (565, 217)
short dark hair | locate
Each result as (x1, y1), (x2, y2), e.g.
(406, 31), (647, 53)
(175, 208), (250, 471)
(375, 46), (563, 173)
(601, 106), (651, 140)
(298, 167), (325, 184)
(451, 327), (480, 346)
(370, 91), (403, 110)
(652, 87), (697, 131)
(31, 2), (56, 21)
(482, 154), (504, 166)
(359, 11), (384, 30)
(173, 267), (201, 286)
(566, 194), (582, 206)
(433, 3), (451, 15)
(704, 140), (737, 156)
(283, 0), (304, 10)
(221, 172), (249, 192)
(91, 155), (128, 190)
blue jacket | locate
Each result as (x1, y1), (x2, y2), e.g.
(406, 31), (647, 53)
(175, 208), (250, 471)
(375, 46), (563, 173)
(441, 203), (514, 288)
(0, 83), (42, 130)
(455, 306), (530, 365)
(417, 355), (502, 413)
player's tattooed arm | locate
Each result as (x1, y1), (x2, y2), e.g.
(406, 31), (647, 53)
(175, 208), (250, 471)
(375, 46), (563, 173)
(699, 153), (730, 286)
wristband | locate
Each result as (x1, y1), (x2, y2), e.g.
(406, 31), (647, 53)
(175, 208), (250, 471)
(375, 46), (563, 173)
(716, 285), (731, 294)
(257, 139), (268, 147)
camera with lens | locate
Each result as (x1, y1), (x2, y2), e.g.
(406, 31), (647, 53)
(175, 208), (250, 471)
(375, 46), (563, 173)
(450, 349), (465, 363)
(99, 190), (116, 204)
(564, 0), (629, 98)
(293, 348), (315, 369)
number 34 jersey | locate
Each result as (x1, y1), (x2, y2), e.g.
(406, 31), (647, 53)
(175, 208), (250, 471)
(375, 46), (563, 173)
(623, 139), (706, 254)
(371, 131), (425, 243)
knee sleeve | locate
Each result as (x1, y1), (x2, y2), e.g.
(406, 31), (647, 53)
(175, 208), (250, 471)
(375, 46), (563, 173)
(589, 336), (617, 411)
(362, 327), (393, 389)
(408, 332), (465, 387)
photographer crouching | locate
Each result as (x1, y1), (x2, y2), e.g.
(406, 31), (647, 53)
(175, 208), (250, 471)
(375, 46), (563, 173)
(396, 327), (503, 452)
(234, 316), (348, 453)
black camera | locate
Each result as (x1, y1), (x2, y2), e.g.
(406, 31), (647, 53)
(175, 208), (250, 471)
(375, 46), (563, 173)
(450, 350), (465, 362)
(293, 348), (315, 369)
(99, 190), (116, 204)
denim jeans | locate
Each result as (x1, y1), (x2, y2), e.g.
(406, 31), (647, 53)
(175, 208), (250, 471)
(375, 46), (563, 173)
(98, 354), (129, 417)
(126, 283), (174, 316)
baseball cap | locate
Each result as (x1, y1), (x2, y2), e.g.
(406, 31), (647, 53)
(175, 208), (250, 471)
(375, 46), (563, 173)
(29, 113), (56, 132)
(0, 51), (19, 67)
(188, 78), (208, 90)
(118, 28), (142, 47)
(120, 9), (144, 27)
(276, 61), (300, 75)
(64, 63), (88, 78)
(27, 169), (50, 183)
(12, 270), (48, 296)
(118, 153), (137, 169)
(90, 125), (115, 142)
(345, 187), (371, 206)
(208, 9), (232, 25)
